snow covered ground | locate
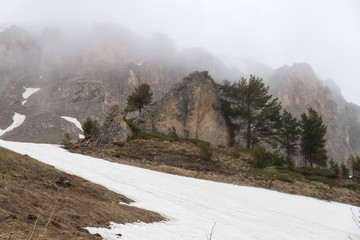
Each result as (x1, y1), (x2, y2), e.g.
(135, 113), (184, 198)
(0, 113), (26, 136)
(60, 116), (84, 139)
(22, 87), (40, 105)
(0, 140), (358, 240)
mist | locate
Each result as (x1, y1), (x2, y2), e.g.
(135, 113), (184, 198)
(1, 0), (359, 104)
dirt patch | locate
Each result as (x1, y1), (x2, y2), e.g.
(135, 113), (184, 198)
(69, 139), (360, 206)
(0, 146), (164, 240)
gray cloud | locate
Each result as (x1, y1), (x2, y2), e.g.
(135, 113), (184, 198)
(1, 0), (359, 104)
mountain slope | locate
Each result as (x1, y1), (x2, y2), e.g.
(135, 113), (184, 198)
(268, 63), (360, 162)
(0, 144), (163, 239)
(0, 140), (358, 240)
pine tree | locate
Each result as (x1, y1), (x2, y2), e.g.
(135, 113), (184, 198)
(220, 75), (282, 149)
(300, 107), (328, 167)
(278, 109), (300, 157)
(82, 117), (94, 138)
(126, 83), (153, 114)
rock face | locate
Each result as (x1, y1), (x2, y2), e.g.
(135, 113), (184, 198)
(0, 25), (237, 143)
(268, 63), (360, 163)
(92, 106), (133, 146)
(137, 71), (230, 146)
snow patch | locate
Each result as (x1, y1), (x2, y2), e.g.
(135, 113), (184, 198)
(0, 113), (26, 136)
(79, 134), (85, 139)
(60, 116), (83, 131)
(0, 140), (358, 240)
(22, 87), (40, 99)
(137, 60), (144, 66)
(21, 100), (27, 105)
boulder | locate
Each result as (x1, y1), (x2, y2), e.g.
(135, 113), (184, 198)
(92, 105), (132, 146)
(136, 71), (230, 146)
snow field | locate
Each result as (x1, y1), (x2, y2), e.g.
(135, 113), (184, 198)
(0, 140), (358, 240)
(22, 87), (40, 99)
(60, 116), (84, 139)
(0, 113), (26, 136)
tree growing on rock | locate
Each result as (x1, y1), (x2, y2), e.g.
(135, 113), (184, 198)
(300, 107), (328, 167)
(125, 83), (153, 114)
(82, 117), (99, 139)
(220, 75), (282, 149)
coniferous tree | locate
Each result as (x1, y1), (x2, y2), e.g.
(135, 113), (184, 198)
(126, 83), (153, 114)
(82, 117), (95, 138)
(278, 109), (300, 157)
(300, 107), (328, 167)
(220, 75), (282, 149)
(347, 155), (360, 178)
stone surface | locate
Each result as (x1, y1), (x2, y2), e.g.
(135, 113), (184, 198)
(137, 71), (230, 146)
(92, 106), (133, 146)
(268, 63), (360, 163)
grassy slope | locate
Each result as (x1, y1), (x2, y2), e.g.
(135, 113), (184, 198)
(0, 147), (163, 240)
(70, 138), (360, 206)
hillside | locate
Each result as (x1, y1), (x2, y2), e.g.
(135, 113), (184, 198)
(0, 146), (163, 239)
(69, 137), (360, 206)
(0, 25), (238, 144)
(0, 140), (358, 240)
(1, 25), (360, 164)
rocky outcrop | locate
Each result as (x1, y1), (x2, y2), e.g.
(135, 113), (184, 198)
(136, 71), (230, 146)
(92, 106), (133, 146)
(268, 63), (360, 163)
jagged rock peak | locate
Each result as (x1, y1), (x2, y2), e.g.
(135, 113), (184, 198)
(91, 105), (133, 146)
(136, 71), (230, 146)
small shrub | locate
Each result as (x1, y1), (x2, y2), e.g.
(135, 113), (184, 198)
(188, 138), (212, 161)
(344, 183), (360, 192)
(168, 126), (179, 141)
(328, 159), (340, 177)
(285, 156), (295, 170)
(295, 167), (336, 178)
(275, 175), (294, 183)
(179, 148), (187, 154)
(113, 150), (142, 159)
(113, 142), (125, 147)
(128, 131), (173, 142)
(229, 151), (241, 159)
(271, 150), (285, 166)
(82, 117), (95, 138)
(251, 144), (271, 169)
(61, 132), (72, 148)
(341, 163), (350, 179)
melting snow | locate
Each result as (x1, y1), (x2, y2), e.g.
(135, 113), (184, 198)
(22, 87), (40, 100)
(137, 60), (144, 66)
(60, 116), (83, 131)
(0, 140), (358, 240)
(0, 113), (26, 136)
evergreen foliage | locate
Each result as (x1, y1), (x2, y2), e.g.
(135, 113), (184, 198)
(328, 159), (340, 177)
(340, 162), (350, 178)
(220, 75), (282, 149)
(347, 155), (360, 178)
(83, 117), (93, 138)
(126, 83), (153, 114)
(300, 107), (328, 167)
(278, 109), (300, 157)
(61, 132), (72, 148)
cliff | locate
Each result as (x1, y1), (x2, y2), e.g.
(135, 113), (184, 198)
(136, 71), (230, 146)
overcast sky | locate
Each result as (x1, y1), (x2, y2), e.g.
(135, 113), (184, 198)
(1, 0), (360, 104)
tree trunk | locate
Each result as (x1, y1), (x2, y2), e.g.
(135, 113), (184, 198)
(246, 123), (251, 149)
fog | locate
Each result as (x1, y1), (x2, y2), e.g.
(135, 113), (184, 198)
(1, 0), (360, 104)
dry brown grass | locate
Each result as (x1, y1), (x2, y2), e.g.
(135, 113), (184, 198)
(70, 139), (360, 206)
(0, 147), (164, 240)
